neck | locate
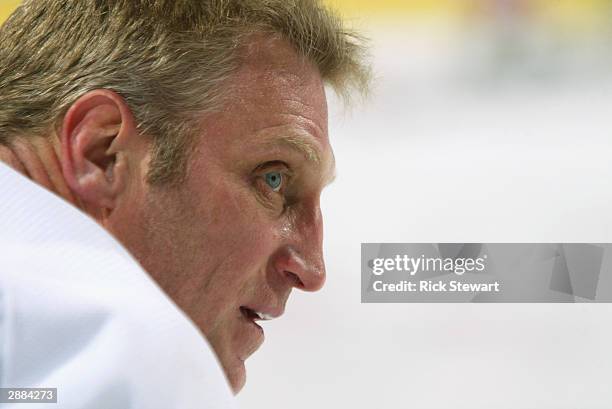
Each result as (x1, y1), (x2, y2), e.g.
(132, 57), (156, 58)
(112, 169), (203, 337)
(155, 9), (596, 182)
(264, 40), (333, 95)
(0, 136), (81, 208)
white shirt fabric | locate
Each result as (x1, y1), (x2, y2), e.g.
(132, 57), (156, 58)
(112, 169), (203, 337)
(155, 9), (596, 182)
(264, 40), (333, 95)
(0, 163), (237, 408)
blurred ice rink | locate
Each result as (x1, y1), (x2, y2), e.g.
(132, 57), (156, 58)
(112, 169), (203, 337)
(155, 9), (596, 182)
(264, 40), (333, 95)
(239, 2), (612, 408)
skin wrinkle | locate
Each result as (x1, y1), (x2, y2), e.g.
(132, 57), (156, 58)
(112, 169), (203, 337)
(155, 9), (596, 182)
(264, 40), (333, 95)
(247, 91), (335, 184)
(170, 179), (254, 318)
(38, 136), (77, 204)
(0, 136), (82, 207)
(0, 144), (29, 176)
(185, 257), (227, 333)
(13, 141), (55, 193)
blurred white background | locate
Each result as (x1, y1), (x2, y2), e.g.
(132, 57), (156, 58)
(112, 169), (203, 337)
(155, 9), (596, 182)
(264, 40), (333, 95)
(2, 0), (610, 407)
(239, 1), (612, 408)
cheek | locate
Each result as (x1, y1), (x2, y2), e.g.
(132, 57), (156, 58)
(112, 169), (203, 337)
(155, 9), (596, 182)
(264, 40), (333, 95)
(192, 184), (283, 291)
(197, 182), (280, 252)
(194, 188), (280, 336)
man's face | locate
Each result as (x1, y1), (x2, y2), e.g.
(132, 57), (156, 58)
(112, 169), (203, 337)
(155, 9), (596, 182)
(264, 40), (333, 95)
(106, 37), (334, 392)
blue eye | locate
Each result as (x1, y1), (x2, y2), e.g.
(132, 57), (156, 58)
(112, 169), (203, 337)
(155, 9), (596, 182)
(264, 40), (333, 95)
(264, 171), (283, 192)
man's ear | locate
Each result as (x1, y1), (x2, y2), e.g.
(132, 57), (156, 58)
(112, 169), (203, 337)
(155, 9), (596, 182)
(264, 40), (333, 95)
(60, 90), (136, 218)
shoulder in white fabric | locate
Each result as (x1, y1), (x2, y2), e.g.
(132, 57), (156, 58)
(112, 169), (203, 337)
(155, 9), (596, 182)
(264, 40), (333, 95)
(0, 163), (237, 409)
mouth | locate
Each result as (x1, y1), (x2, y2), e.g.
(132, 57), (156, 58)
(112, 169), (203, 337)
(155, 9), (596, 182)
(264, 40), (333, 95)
(240, 306), (262, 328)
(240, 306), (279, 322)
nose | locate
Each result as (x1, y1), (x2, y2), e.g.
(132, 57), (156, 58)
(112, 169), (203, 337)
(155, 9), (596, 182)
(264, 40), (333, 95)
(274, 203), (326, 292)
(276, 246), (326, 292)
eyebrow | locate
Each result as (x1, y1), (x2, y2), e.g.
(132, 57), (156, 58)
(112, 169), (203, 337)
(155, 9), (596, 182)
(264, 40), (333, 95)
(275, 133), (321, 164)
(259, 129), (337, 185)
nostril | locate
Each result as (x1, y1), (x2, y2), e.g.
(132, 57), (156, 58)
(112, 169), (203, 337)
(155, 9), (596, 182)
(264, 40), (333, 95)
(285, 271), (304, 288)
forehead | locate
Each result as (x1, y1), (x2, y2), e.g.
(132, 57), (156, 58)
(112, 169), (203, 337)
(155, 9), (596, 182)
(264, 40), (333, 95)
(233, 35), (329, 133)
(193, 35), (332, 174)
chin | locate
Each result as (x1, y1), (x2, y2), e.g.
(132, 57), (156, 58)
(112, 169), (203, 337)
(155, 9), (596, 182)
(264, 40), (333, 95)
(226, 361), (247, 394)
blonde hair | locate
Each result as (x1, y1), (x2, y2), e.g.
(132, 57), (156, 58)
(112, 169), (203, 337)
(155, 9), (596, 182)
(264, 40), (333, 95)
(0, 0), (370, 184)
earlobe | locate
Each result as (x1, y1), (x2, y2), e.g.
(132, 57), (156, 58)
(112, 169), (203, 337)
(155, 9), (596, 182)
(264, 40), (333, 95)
(60, 90), (134, 217)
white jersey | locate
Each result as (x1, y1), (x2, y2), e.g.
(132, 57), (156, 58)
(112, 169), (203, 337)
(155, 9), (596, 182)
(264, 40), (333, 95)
(0, 163), (237, 408)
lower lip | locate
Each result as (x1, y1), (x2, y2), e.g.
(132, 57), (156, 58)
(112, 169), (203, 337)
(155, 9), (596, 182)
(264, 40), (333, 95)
(247, 318), (263, 333)
(238, 312), (265, 360)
